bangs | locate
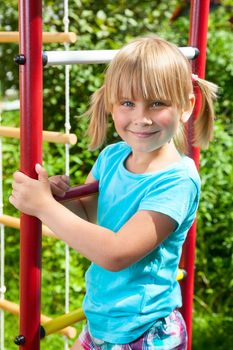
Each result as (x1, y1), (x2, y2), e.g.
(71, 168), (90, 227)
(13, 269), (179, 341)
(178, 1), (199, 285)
(104, 37), (192, 111)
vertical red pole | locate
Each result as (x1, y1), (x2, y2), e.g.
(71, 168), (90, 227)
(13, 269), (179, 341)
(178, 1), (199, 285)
(180, 1), (210, 349)
(17, 0), (43, 349)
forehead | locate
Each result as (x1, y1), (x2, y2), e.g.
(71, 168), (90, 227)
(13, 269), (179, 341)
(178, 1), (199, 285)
(108, 66), (175, 105)
(105, 40), (192, 110)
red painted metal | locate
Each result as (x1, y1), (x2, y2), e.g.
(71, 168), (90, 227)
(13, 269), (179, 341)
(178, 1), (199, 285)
(55, 181), (99, 202)
(180, 1), (210, 349)
(18, 0), (43, 349)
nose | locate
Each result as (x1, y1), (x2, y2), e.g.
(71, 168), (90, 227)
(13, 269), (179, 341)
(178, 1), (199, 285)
(134, 114), (153, 126)
(132, 104), (153, 126)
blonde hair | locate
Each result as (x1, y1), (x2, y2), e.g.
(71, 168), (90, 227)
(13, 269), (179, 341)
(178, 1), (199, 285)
(87, 36), (218, 152)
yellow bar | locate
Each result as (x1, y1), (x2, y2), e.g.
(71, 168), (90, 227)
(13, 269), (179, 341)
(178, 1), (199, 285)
(0, 31), (77, 43)
(42, 308), (85, 337)
(0, 126), (77, 145)
(0, 299), (77, 339)
(177, 268), (187, 281)
(0, 214), (57, 239)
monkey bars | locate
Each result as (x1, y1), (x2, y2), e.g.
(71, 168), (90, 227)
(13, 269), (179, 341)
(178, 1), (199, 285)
(11, 0), (210, 349)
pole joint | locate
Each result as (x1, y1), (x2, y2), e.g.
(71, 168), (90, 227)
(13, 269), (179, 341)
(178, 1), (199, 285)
(14, 54), (26, 65)
(14, 334), (26, 345)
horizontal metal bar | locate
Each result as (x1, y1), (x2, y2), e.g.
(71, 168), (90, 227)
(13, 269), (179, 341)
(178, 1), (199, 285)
(0, 100), (20, 111)
(43, 50), (119, 66)
(54, 181), (99, 202)
(43, 47), (199, 66)
(41, 308), (85, 338)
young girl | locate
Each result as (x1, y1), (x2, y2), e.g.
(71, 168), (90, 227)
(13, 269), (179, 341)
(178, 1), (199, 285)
(10, 36), (217, 349)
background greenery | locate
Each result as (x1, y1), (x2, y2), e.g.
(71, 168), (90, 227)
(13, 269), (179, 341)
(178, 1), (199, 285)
(0, 0), (232, 349)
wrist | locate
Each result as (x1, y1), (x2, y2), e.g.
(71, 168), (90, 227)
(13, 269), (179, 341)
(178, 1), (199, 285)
(37, 196), (57, 222)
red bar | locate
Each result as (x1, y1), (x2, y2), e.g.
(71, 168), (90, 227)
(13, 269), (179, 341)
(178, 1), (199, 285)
(18, 0), (43, 349)
(55, 181), (99, 202)
(180, 1), (210, 349)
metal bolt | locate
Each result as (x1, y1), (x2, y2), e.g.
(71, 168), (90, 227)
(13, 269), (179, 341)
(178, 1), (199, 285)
(14, 335), (26, 345)
(14, 54), (26, 65)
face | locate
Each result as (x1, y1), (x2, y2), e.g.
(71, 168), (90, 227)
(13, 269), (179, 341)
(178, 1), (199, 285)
(112, 97), (191, 154)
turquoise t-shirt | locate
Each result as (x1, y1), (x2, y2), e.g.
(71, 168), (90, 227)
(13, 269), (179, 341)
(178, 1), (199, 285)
(82, 141), (201, 343)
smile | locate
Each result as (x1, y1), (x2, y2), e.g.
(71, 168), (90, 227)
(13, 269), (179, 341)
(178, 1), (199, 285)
(128, 130), (160, 138)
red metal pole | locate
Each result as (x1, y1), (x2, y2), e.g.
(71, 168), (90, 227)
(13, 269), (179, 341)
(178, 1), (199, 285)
(16, 0), (43, 349)
(180, 1), (210, 349)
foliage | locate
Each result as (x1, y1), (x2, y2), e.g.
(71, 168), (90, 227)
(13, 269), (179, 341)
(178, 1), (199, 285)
(0, 1), (233, 349)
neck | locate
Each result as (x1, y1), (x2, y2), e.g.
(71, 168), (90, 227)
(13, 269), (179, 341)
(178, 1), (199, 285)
(126, 141), (181, 174)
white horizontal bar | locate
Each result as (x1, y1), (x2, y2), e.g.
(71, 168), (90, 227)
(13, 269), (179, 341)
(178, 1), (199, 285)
(43, 50), (119, 66)
(43, 47), (199, 66)
(0, 100), (20, 111)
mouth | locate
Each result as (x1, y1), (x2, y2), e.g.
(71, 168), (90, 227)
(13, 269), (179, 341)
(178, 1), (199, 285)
(128, 130), (160, 138)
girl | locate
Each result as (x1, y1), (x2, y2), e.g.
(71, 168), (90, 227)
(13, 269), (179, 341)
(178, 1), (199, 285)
(10, 36), (218, 349)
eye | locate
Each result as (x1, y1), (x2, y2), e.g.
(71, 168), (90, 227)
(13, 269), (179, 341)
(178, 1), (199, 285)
(150, 101), (165, 108)
(121, 100), (134, 107)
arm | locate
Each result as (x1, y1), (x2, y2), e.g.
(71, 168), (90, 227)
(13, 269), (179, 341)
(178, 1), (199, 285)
(10, 165), (176, 271)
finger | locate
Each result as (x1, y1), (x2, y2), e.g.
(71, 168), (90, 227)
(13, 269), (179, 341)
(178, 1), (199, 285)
(13, 171), (29, 183)
(50, 183), (67, 197)
(61, 175), (70, 185)
(35, 164), (49, 183)
(9, 194), (17, 208)
(12, 182), (20, 191)
(50, 176), (70, 191)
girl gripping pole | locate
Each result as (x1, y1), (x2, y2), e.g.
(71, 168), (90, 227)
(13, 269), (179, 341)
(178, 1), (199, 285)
(10, 36), (218, 350)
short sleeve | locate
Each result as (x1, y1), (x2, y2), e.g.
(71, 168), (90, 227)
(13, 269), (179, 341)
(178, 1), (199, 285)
(139, 176), (200, 229)
(91, 145), (111, 180)
(91, 154), (101, 180)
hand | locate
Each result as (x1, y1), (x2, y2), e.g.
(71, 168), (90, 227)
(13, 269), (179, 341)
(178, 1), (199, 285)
(49, 174), (70, 197)
(9, 164), (54, 217)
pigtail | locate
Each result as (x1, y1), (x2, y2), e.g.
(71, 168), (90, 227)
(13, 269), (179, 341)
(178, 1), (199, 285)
(174, 125), (188, 154)
(87, 85), (109, 150)
(193, 77), (218, 149)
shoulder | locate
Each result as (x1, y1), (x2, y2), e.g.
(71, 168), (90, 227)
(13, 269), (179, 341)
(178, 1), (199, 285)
(100, 141), (130, 158)
(139, 158), (201, 229)
(96, 141), (131, 165)
(142, 156), (201, 209)
(91, 142), (130, 180)
(177, 156), (201, 193)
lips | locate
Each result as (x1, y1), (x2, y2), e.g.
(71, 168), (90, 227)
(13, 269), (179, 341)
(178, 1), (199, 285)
(128, 130), (159, 138)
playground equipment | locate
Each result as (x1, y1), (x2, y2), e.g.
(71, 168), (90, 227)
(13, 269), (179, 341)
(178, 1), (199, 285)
(42, 47), (199, 65)
(0, 31), (77, 44)
(0, 0), (212, 349)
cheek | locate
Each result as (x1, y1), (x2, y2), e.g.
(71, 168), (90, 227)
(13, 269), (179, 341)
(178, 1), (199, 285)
(156, 108), (180, 130)
(157, 114), (177, 128)
(112, 112), (128, 129)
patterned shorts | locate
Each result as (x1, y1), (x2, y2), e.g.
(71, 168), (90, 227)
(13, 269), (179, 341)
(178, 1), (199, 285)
(79, 310), (187, 350)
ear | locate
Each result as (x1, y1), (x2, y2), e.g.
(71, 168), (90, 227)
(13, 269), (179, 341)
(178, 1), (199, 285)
(180, 94), (196, 123)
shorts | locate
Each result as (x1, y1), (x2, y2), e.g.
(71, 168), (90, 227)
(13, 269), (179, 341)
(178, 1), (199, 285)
(79, 309), (187, 350)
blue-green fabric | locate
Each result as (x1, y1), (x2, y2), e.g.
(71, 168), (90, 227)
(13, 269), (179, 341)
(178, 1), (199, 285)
(83, 142), (200, 343)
